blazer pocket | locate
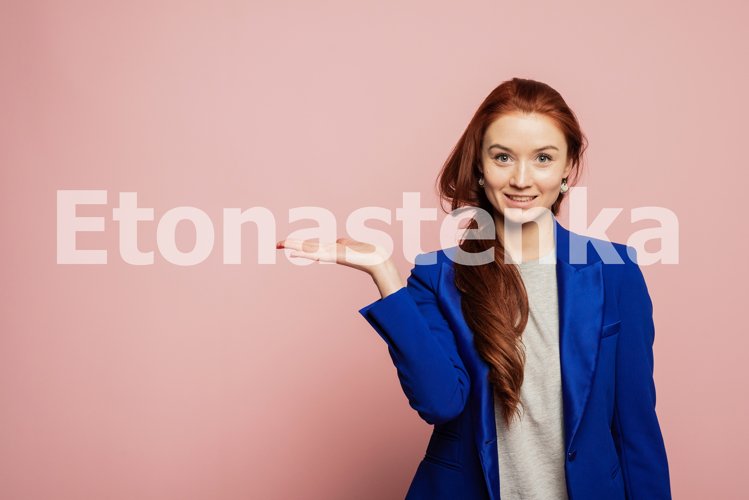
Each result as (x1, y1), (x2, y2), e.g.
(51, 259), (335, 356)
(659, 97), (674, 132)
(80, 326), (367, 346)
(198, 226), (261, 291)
(601, 320), (622, 338)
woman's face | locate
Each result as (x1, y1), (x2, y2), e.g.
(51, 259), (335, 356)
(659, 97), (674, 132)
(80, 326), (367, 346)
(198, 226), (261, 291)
(479, 112), (573, 224)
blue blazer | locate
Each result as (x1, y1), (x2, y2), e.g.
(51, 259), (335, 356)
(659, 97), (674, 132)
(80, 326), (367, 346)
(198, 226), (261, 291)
(358, 218), (671, 499)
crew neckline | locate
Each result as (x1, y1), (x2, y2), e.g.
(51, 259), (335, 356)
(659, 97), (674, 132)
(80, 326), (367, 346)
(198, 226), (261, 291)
(517, 245), (557, 266)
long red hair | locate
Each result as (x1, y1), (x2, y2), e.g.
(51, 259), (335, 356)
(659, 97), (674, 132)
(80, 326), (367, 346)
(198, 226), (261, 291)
(436, 78), (588, 426)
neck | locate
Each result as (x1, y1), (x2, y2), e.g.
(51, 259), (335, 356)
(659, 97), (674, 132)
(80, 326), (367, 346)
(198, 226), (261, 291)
(494, 210), (556, 264)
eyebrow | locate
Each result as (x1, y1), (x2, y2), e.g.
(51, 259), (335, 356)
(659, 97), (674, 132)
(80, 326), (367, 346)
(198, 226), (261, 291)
(487, 144), (559, 153)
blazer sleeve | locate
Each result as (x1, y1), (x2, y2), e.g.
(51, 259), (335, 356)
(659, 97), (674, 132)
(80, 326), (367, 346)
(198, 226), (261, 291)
(358, 252), (471, 425)
(612, 246), (672, 499)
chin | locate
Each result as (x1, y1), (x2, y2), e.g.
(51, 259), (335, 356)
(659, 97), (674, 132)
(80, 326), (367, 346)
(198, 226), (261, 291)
(500, 205), (551, 224)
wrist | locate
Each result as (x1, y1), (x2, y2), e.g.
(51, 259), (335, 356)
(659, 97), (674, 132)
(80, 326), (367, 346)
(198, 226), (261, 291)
(369, 257), (396, 276)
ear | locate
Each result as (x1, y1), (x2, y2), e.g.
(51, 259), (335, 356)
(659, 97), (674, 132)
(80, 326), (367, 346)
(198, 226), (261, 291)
(562, 157), (573, 178)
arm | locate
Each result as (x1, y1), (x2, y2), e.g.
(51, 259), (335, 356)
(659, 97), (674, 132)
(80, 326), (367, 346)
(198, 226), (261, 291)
(612, 246), (672, 499)
(358, 253), (471, 425)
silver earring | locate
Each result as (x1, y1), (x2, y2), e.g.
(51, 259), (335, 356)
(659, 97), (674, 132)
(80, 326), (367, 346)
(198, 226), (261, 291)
(560, 178), (568, 193)
(479, 176), (485, 187)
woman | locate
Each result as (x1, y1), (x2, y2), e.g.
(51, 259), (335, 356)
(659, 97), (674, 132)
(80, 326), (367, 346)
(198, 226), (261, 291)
(277, 78), (671, 499)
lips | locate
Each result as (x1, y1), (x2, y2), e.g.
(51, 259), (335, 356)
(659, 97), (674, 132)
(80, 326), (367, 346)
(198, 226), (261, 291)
(503, 193), (538, 207)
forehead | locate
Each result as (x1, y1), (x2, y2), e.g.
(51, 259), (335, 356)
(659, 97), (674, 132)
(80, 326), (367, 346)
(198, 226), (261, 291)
(483, 113), (566, 150)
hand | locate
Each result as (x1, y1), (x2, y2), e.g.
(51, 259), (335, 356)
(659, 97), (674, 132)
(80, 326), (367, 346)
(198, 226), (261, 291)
(276, 237), (391, 275)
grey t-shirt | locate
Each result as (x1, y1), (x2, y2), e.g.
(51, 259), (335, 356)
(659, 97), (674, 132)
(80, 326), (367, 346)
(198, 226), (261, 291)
(493, 247), (569, 499)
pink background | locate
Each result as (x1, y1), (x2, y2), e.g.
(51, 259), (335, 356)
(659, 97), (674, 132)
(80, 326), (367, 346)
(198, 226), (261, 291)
(2, 1), (747, 498)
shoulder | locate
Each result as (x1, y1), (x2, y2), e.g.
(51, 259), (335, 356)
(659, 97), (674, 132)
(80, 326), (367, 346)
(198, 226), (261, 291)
(413, 246), (459, 267)
(406, 247), (458, 289)
(566, 228), (636, 267)
(583, 235), (649, 306)
(575, 232), (641, 290)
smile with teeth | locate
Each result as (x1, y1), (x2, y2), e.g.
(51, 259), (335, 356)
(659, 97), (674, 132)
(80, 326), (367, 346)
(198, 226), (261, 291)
(505, 194), (537, 201)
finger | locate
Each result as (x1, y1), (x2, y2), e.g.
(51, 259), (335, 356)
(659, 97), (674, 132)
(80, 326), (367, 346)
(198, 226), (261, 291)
(289, 250), (321, 261)
(284, 239), (324, 253)
(277, 239), (313, 251)
(277, 238), (303, 249)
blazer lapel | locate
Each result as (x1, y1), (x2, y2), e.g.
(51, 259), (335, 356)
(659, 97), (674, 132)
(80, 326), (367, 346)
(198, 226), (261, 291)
(436, 218), (603, 500)
(437, 258), (500, 500)
(554, 218), (604, 453)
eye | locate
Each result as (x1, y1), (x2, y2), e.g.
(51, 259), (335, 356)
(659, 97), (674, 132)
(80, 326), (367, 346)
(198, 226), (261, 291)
(538, 153), (553, 163)
(493, 153), (510, 162)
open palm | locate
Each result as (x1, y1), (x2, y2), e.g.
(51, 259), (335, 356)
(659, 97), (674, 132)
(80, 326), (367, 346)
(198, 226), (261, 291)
(276, 237), (390, 274)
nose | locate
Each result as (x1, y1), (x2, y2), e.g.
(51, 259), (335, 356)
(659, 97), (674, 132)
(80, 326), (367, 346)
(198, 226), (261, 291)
(509, 160), (532, 188)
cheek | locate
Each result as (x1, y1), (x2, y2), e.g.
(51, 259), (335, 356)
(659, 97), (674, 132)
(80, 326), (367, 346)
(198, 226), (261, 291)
(483, 170), (510, 187)
(538, 176), (562, 192)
